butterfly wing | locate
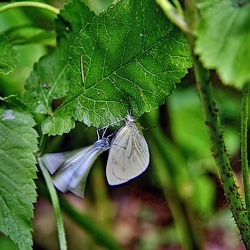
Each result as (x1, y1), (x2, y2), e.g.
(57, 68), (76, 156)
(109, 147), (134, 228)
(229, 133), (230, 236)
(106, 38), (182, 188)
(66, 149), (103, 197)
(41, 138), (110, 197)
(66, 138), (110, 196)
(41, 147), (91, 194)
(41, 148), (87, 175)
(41, 152), (68, 175)
(106, 123), (149, 185)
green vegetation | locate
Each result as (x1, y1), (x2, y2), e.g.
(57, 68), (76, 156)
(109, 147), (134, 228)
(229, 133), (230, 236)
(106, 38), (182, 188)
(0, 0), (249, 249)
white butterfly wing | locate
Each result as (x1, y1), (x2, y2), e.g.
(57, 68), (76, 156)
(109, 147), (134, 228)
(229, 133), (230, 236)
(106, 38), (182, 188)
(66, 149), (102, 197)
(41, 138), (110, 197)
(41, 152), (68, 175)
(106, 123), (149, 185)
(41, 147), (92, 194)
(41, 148), (85, 175)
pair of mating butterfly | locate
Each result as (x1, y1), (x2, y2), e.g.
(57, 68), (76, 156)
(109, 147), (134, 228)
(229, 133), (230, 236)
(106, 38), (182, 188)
(41, 114), (150, 197)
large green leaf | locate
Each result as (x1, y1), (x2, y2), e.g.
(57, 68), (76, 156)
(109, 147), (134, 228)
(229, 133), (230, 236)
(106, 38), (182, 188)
(42, 0), (192, 135)
(0, 108), (38, 250)
(0, 35), (17, 75)
(24, 0), (94, 114)
(195, 0), (250, 88)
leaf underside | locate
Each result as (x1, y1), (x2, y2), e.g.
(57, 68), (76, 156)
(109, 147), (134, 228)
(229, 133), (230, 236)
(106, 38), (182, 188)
(25, 0), (192, 135)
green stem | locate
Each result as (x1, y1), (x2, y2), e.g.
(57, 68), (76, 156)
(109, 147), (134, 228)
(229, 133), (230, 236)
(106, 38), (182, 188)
(241, 84), (250, 220)
(146, 113), (203, 250)
(172, 0), (184, 18)
(155, 0), (190, 33)
(37, 180), (122, 250)
(192, 55), (250, 247)
(38, 134), (47, 156)
(38, 159), (67, 250)
(0, 1), (59, 15)
(58, 196), (122, 250)
(37, 179), (121, 250)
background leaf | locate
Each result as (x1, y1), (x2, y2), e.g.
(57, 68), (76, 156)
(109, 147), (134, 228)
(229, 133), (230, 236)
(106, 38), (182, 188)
(0, 108), (38, 250)
(24, 0), (95, 114)
(0, 35), (17, 75)
(195, 0), (250, 88)
(42, 0), (192, 135)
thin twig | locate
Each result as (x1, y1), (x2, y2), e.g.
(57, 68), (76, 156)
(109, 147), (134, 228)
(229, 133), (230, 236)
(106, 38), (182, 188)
(38, 159), (67, 250)
(0, 1), (59, 15)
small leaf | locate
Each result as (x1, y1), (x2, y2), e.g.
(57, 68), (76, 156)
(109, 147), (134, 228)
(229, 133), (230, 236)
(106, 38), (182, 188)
(24, 0), (95, 114)
(195, 0), (250, 88)
(0, 95), (27, 111)
(0, 35), (17, 74)
(43, 0), (192, 135)
(0, 108), (38, 250)
(41, 114), (75, 135)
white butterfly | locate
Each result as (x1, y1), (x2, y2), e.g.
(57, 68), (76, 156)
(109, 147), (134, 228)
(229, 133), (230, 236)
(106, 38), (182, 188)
(41, 136), (110, 197)
(106, 114), (150, 185)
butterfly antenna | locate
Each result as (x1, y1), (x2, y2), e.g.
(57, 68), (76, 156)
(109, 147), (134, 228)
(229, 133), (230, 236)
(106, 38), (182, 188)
(102, 116), (125, 130)
(102, 127), (108, 137)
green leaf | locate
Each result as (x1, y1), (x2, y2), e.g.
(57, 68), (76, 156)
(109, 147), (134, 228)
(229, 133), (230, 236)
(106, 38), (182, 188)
(41, 114), (75, 135)
(43, 0), (192, 135)
(0, 35), (17, 74)
(0, 108), (38, 250)
(195, 0), (250, 88)
(0, 95), (27, 111)
(24, 0), (95, 114)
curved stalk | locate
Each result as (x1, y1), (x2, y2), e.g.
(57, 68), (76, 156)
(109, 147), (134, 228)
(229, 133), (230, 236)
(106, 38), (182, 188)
(155, 0), (190, 33)
(38, 159), (67, 250)
(0, 1), (59, 15)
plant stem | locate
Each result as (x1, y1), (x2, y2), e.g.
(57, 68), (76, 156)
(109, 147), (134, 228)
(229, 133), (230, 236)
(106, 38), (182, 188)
(58, 195), (122, 250)
(171, 0), (184, 18)
(192, 55), (250, 247)
(145, 113), (203, 250)
(0, 1), (59, 15)
(38, 134), (47, 156)
(155, 0), (190, 33)
(241, 83), (250, 220)
(37, 180), (122, 250)
(38, 159), (67, 250)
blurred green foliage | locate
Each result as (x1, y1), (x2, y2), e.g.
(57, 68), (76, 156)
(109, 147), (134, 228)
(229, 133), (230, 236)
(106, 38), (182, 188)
(0, 0), (247, 249)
